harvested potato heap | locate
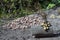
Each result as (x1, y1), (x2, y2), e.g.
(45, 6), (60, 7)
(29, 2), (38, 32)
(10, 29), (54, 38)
(38, 11), (51, 31)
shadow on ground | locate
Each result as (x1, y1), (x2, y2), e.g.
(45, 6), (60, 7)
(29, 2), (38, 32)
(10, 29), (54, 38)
(33, 33), (60, 38)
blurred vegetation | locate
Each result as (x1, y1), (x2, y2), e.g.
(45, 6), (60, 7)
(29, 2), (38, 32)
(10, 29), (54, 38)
(0, 0), (60, 19)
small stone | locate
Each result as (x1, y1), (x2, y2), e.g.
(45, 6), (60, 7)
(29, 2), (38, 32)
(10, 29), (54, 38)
(50, 14), (56, 18)
(56, 15), (60, 18)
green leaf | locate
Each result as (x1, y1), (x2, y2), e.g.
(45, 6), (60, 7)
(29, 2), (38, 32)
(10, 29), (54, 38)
(58, 0), (60, 3)
(46, 3), (55, 9)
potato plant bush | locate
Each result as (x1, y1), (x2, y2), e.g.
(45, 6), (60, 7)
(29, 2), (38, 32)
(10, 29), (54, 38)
(0, 0), (60, 19)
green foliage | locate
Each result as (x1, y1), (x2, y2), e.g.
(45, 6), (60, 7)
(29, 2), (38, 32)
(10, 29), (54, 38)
(0, 0), (60, 19)
(57, 0), (60, 3)
(46, 4), (55, 9)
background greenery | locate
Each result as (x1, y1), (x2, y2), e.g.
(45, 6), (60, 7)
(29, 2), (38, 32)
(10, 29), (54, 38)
(0, 0), (60, 19)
